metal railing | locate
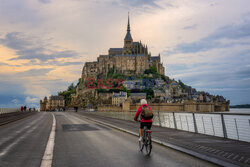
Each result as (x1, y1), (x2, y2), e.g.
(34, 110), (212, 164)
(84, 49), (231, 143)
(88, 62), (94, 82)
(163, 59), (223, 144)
(87, 110), (250, 143)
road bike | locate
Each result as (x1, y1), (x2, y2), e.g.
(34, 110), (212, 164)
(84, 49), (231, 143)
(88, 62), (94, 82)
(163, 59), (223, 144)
(139, 126), (152, 156)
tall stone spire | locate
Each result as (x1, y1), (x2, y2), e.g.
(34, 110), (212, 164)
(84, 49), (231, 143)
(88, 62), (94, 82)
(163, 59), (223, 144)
(127, 12), (130, 32)
(124, 12), (133, 41)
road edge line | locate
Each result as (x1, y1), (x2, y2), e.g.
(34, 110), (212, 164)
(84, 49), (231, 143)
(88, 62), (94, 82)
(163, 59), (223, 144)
(40, 113), (56, 167)
(78, 113), (240, 167)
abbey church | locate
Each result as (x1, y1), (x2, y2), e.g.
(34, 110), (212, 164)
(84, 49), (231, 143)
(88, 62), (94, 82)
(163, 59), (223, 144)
(81, 15), (165, 82)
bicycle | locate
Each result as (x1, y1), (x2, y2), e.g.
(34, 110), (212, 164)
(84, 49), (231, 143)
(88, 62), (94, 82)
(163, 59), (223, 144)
(139, 126), (152, 156)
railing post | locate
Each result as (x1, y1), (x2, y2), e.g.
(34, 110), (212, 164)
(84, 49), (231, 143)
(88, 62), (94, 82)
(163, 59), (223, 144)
(162, 112), (165, 127)
(167, 114), (171, 128)
(192, 113), (198, 133)
(234, 118), (239, 140)
(172, 112), (177, 129)
(185, 115), (189, 131)
(211, 117), (215, 136)
(158, 111), (162, 127)
(179, 115), (183, 130)
(202, 116), (206, 134)
(221, 114), (228, 138)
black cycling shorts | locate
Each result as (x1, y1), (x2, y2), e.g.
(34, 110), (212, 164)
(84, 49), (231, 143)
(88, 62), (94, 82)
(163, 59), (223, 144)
(140, 122), (152, 129)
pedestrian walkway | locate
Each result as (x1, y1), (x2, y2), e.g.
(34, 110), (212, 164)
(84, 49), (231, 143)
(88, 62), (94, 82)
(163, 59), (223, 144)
(77, 111), (250, 167)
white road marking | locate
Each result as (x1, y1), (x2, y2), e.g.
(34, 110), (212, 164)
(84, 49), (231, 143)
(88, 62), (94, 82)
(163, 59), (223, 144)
(0, 115), (44, 147)
(0, 124), (39, 158)
(40, 113), (56, 167)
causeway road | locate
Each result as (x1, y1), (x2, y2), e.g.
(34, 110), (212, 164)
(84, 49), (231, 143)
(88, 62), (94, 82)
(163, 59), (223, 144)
(0, 112), (217, 167)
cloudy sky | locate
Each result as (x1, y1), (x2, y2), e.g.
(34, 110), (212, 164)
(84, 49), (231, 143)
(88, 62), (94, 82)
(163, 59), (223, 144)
(0, 0), (250, 107)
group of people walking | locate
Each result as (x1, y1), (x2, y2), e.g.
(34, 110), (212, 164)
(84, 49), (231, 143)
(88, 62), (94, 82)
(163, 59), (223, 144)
(20, 106), (36, 112)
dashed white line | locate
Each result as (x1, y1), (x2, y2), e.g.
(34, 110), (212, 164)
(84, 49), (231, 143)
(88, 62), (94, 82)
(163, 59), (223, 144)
(0, 124), (39, 158)
(40, 113), (56, 167)
(0, 115), (44, 148)
(233, 154), (239, 160)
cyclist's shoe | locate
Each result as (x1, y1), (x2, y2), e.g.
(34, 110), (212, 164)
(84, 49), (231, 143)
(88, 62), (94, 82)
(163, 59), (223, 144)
(138, 136), (142, 141)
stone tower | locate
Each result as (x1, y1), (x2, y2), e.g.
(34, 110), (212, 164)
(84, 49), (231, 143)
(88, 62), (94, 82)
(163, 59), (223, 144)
(123, 13), (133, 54)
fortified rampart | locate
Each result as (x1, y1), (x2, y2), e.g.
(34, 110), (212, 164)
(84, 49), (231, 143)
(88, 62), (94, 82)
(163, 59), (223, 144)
(97, 101), (230, 112)
(97, 105), (123, 112)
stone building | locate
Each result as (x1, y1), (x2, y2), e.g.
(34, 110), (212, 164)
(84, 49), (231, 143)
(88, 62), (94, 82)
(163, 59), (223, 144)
(123, 80), (146, 90)
(154, 90), (166, 98)
(40, 96), (65, 111)
(112, 92), (127, 106)
(40, 96), (48, 111)
(130, 93), (147, 100)
(98, 93), (113, 101)
(80, 15), (165, 84)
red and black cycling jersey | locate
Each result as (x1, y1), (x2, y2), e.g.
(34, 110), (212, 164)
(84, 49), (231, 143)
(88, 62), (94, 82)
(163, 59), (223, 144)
(134, 104), (153, 123)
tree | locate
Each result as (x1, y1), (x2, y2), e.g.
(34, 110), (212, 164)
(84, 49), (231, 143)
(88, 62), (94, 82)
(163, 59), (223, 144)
(77, 78), (82, 86)
(144, 66), (157, 75)
(107, 68), (114, 78)
(150, 66), (157, 74)
(146, 95), (152, 100)
(178, 80), (189, 91)
(58, 90), (72, 106)
(67, 83), (75, 91)
(143, 88), (154, 98)
(58, 82), (78, 106)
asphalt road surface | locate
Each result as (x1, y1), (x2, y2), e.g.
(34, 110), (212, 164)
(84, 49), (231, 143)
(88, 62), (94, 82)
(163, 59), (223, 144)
(53, 112), (217, 167)
(0, 112), (218, 167)
(0, 112), (52, 167)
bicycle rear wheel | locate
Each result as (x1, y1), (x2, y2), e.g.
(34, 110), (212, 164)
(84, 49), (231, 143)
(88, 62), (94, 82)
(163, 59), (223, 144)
(144, 136), (152, 156)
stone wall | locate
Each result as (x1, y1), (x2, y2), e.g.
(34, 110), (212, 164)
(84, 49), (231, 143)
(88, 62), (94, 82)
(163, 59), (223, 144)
(98, 105), (122, 112)
(122, 101), (130, 111)
(129, 102), (229, 112)
(197, 103), (215, 112)
(130, 103), (184, 112)
(97, 101), (229, 112)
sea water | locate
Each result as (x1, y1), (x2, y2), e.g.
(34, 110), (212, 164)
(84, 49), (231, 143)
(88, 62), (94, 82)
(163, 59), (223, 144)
(229, 108), (250, 114)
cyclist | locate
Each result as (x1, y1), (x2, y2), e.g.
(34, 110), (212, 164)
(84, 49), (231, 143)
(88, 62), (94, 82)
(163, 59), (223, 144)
(134, 99), (153, 141)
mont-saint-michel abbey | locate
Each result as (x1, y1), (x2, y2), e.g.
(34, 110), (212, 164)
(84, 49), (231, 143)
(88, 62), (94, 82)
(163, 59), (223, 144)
(40, 15), (229, 112)
(40, 17), (230, 112)
(40, 15), (227, 113)
(81, 16), (164, 82)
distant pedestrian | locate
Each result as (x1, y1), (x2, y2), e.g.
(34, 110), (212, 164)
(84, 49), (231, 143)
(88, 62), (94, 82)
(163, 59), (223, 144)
(21, 106), (23, 112)
(24, 106), (27, 111)
(74, 106), (78, 112)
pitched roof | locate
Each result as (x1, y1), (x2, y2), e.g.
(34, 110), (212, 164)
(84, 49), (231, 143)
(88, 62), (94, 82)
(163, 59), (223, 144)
(151, 56), (159, 61)
(109, 48), (123, 52)
(116, 54), (145, 57)
(50, 96), (64, 100)
(130, 93), (146, 96)
(124, 31), (133, 41)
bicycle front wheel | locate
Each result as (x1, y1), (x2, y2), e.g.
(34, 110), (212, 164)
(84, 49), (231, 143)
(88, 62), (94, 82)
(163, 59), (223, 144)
(139, 139), (144, 151)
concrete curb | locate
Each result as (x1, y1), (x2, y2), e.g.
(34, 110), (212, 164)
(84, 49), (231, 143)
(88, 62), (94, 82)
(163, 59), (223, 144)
(78, 113), (240, 167)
